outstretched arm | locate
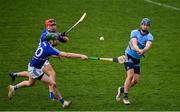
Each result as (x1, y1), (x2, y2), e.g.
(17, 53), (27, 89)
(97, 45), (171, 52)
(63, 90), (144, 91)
(58, 52), (88, 60)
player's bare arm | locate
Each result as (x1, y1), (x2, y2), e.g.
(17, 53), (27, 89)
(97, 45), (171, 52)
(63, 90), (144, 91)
(142, 41), (152, 53)
(131, 38), (141, 52)
(59, 52), (88, 60)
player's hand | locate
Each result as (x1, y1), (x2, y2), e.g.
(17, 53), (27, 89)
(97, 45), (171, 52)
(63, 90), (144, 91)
(80, 55), (88, 60)
(61, 32), (67, 36)
(137, 49), (144, 55)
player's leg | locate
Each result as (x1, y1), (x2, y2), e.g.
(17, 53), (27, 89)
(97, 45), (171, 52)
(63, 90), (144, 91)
(119, 73), (139, 104)
(116, 73), (139, 101)
(9, 71), (29, 81)
(122, 68), (134, 105)
(42, 61), (57, 100)
(130, 63), (140, 87)
(123, 55), (140, 104)
(8, 74), (36, 99)
(40, 74), (71, 108)
(130, 73), (139, 87)
(116, 70), (134, 103)
(116, 57), (134, 103)
(8, 64), (45, 99)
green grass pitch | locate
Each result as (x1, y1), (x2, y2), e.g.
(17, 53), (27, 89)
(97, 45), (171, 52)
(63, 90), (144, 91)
(0, 0), (180, 111)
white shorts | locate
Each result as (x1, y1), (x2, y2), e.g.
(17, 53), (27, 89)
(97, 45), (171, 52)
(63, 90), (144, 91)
(42, 60), (50, 69)
(28, 64), (44, 79)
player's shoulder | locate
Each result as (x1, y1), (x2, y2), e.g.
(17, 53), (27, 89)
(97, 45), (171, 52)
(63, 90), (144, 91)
(40, 29), (49, 41)
(147, 32), (154, 38)
(130, 29), (139, 37)
(131, 29), (139, 35)
(148, 32), (153, 36)
(131, 29), (139, 33)
(42, 28), (47, 33)
(146, 32), (154, 41)
(41, 29), (49, 35)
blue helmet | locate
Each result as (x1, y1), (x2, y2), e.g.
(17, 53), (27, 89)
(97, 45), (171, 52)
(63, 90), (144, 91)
(140, 18), (151, 26)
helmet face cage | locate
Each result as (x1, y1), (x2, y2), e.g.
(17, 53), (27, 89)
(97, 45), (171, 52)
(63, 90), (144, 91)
(140, 18), (151, 26)
(45, 19), (56, 28)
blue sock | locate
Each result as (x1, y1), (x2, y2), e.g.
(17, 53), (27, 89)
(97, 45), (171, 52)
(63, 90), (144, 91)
(49, 92), (55, 100)
(59, 98), (64, 104)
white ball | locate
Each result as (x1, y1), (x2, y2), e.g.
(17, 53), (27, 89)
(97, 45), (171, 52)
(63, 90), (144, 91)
(99, 36), (104, 41)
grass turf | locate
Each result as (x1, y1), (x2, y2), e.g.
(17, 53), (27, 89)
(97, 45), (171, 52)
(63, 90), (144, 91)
(0, 0), (180, 111)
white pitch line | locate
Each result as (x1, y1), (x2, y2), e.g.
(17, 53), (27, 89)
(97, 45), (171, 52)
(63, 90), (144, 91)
(144, 0), (180, 12)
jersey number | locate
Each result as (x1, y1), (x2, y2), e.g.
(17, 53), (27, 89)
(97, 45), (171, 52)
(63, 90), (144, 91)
(35, 47), (43, 57)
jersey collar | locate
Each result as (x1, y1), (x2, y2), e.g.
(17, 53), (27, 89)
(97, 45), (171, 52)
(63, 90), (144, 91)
(138, 29), (149, 36)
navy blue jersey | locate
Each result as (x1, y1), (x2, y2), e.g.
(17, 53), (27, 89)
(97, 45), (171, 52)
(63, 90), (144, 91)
(30, 41), (61, 69)
(40, 29), (49, 43)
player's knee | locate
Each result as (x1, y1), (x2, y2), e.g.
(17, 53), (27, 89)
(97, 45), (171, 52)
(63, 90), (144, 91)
(133, 78), (139, 84)
(51, 71), (56, 77)
(48, 70), (56, 77)
(134, 80), (138, 84)
(127, 74), (134, 80)
(27, 81), (34, 86)
(49, 71), (56, 81)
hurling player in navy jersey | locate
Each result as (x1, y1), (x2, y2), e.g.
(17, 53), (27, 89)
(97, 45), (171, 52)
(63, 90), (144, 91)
(9, 19), (70, 100)
(8, 33), (88, 108)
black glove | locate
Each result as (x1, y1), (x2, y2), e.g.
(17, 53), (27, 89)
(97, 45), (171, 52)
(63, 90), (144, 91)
(61, 32), (67, 36)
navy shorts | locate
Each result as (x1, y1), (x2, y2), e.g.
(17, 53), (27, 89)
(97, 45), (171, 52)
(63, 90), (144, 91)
(124, 53), (140, 74)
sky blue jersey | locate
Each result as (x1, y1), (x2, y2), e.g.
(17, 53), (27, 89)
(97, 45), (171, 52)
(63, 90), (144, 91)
(29, 41), (61, 69)
(125, 29), (154, 59)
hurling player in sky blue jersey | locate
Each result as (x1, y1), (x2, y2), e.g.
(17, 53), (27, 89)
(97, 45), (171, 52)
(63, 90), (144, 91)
(9, 19), (70, 100)
(8, 33), (88, 108)
(116, 18), (154, 105)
